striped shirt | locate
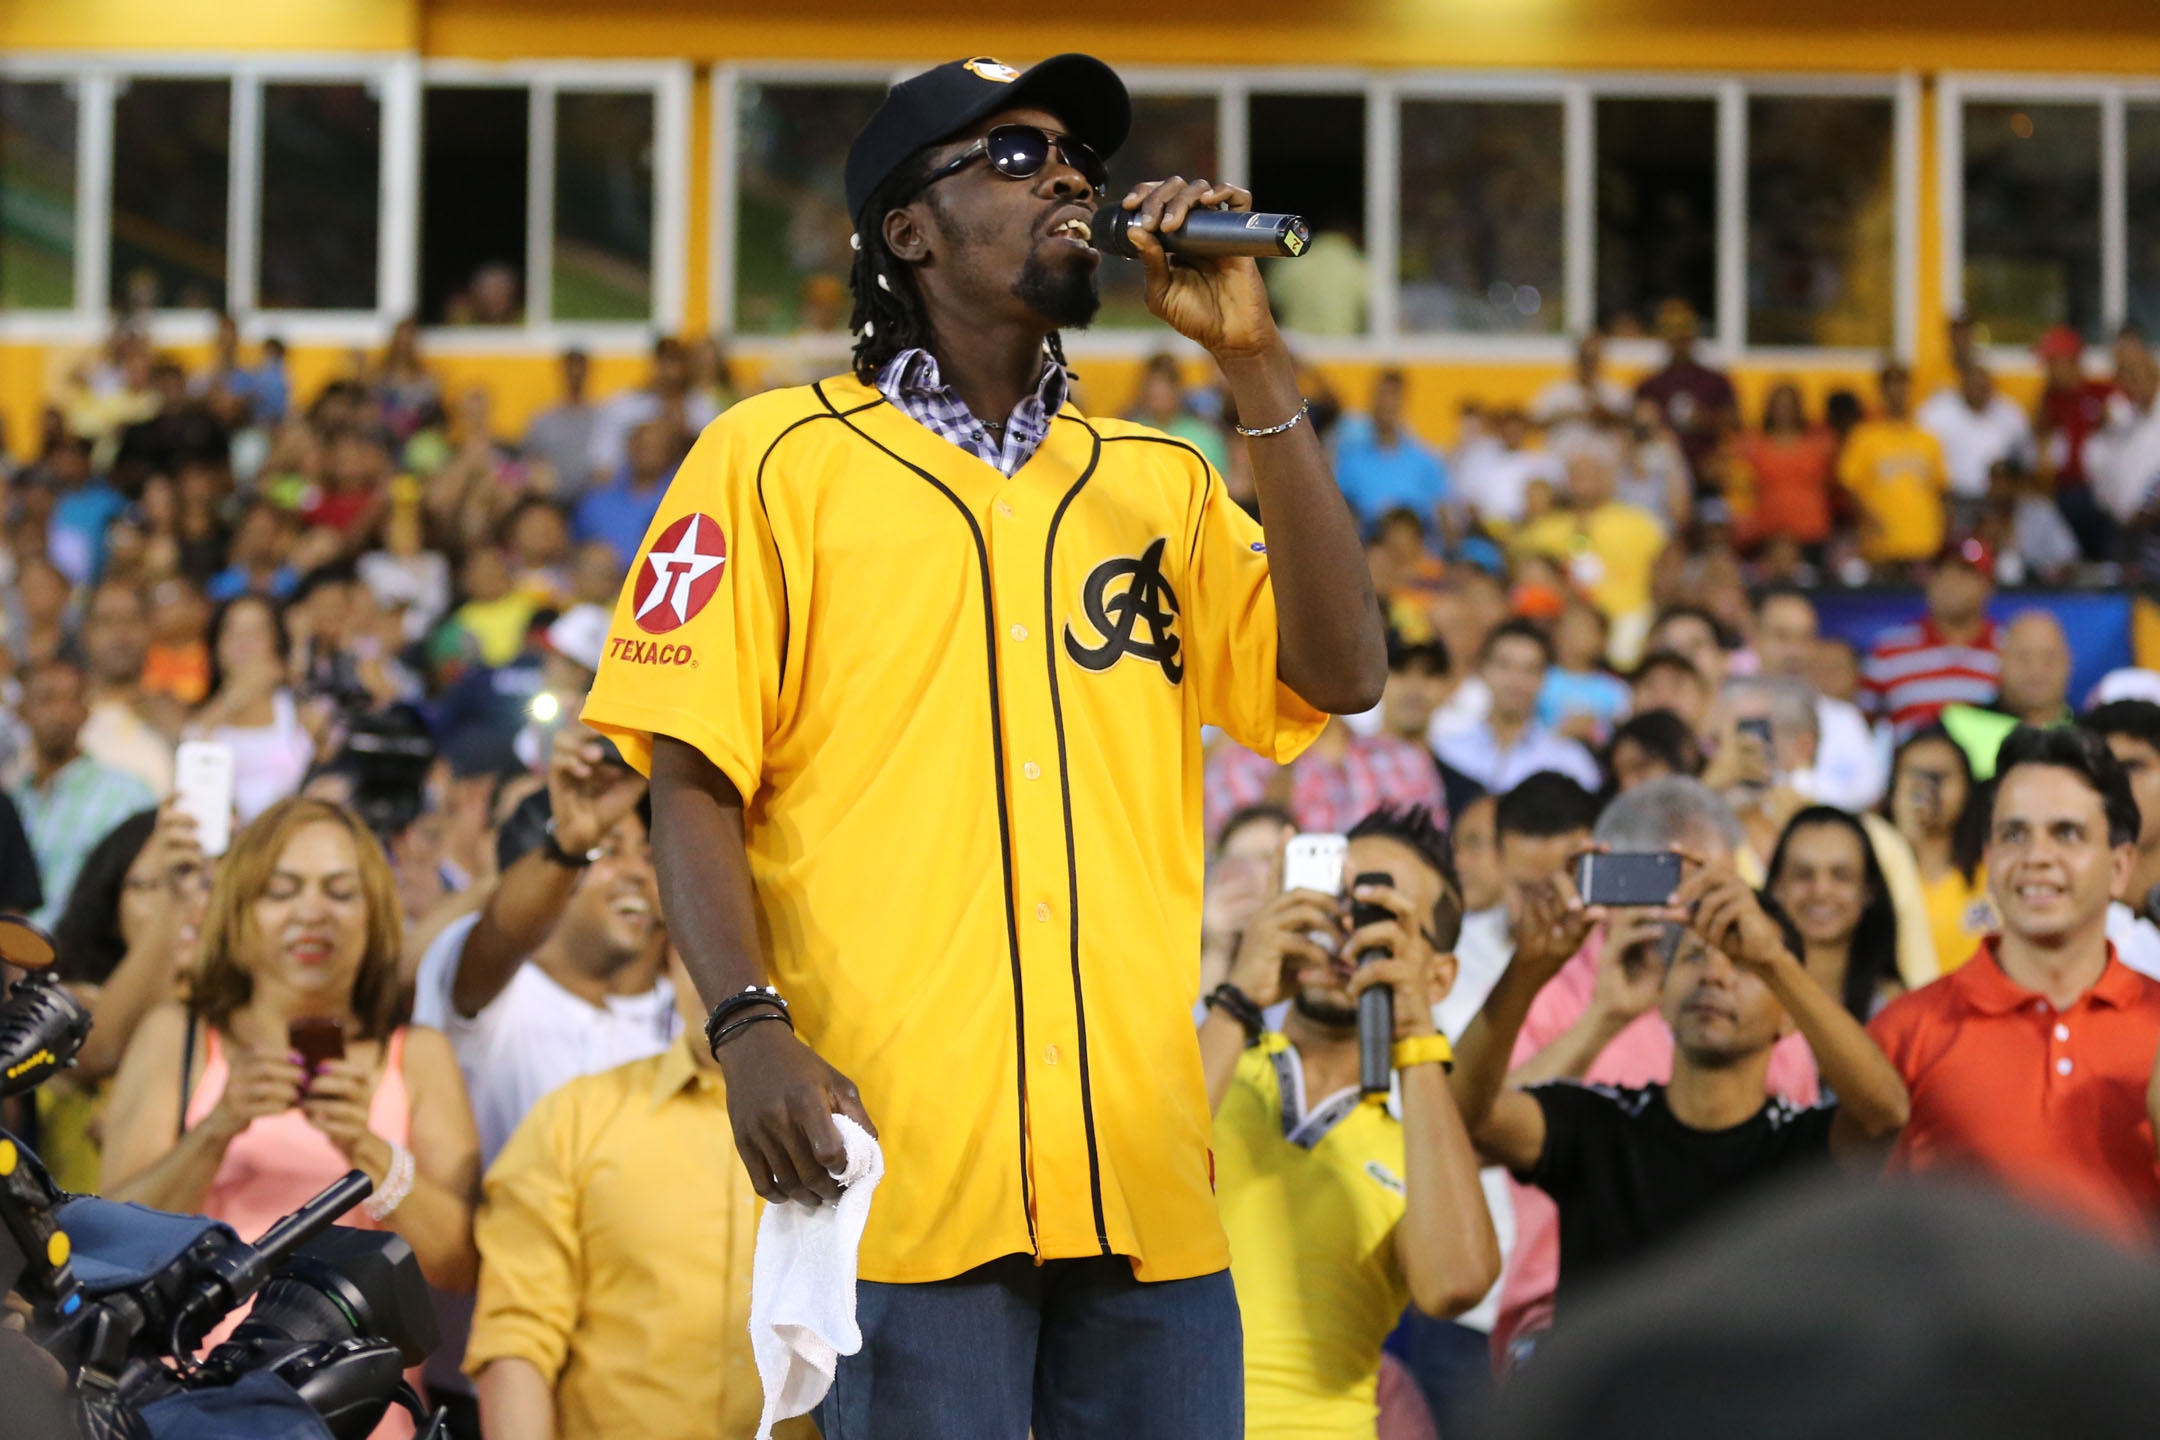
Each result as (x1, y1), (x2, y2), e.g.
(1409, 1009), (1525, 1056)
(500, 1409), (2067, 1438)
(1861, 616), (2001, 739)
(12, 754), (155, 928)
(1204, 731), (1447, 841)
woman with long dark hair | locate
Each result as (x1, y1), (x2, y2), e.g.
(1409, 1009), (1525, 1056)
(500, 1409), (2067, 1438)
(1886, 725), (1994, 974)
(1765, 804), (1903, 1020)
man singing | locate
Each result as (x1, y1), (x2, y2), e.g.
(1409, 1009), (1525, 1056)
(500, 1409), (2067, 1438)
(581, 53), (1382, 1439)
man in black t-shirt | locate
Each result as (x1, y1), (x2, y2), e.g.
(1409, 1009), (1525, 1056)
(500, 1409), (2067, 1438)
(1450, 854), (1911, 1319)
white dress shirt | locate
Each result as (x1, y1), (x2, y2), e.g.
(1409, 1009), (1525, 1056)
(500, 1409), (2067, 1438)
(1915, 389), (2034, 499)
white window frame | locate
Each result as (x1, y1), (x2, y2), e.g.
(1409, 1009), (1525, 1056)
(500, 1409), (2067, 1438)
(1938, 73), (2155, 371)
(0, 51), (419, 346)
(710, 63), (1916, 367)
(418, 58), (690, 355)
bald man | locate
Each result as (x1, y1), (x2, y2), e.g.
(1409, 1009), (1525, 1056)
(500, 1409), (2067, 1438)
(1998, 612), (2074, 728)
(1942, 610), (2075, 779)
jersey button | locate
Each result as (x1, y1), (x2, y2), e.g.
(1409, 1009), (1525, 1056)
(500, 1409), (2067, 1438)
(997, 501), (1015, 518)
(2056, 1057), (2074, 1076)
(1023, 761), (1042, 780)
(1010, 624), (1029, 642)
(1035, 902), (1052, 922)
(1043, 1044), (1060, 1066)
(2054, 1023), (2071, 1042)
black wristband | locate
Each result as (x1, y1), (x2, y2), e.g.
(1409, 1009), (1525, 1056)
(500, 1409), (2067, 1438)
(1206, 983), (1266, 1045)
(540, 819), (595, 869)
(711, 1010), (791, 1053)
(703, 985), (791, 1059)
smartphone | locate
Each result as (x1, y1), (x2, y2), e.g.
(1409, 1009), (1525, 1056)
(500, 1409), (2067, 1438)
(1282, 833), (1348, 898)
(289, 1015), (346, 1078)
(174, 740), (237, 857)
(1283, 832), (1348, 957)
(1577, 851), (1684, 908)
(592, 734), (632, 770)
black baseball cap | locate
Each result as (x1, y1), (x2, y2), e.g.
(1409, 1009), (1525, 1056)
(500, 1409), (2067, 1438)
(844, 54), (1131, 233)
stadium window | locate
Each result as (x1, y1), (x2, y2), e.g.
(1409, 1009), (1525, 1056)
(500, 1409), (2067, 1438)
(732, 81), (885, 335)
(2128, 103), (2160, 343)
(1396, 97), (1563, 335)
(553, 90), (654, 322)
(1248, 91), (1368, 336)
(1097, 92), (1220, 329)
(0, 79), (77, 311)
(1746, 95), (1895, 349)
(1960, 100), (2102, 346)
(258, 82), (381, 312)
(111, 77), (230, 311)
(1595, 96), (1717, 338)
(421, 84), (529, 326)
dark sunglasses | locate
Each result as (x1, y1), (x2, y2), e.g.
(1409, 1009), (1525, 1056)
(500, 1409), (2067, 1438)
(917, 123), (1108, 199)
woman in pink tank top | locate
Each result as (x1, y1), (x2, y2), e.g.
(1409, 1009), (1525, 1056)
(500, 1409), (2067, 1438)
(100, 798), (483, 1433)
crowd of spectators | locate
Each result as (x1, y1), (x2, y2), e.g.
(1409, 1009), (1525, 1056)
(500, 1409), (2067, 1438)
(3, 298), (2160, 1440)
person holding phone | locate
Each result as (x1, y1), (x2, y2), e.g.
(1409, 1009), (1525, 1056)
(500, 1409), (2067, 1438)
(1199, 806), (1498, 1439)
(1887, 726), (1995, 975)
(1448, 843), (1908, 1342)
(100, 798), (482, 1306)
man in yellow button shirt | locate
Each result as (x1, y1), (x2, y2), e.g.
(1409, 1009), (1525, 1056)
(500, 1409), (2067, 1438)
(1839, 362), (1950, 572)
(580, 53), (1384, 1439)
(468, 955), (816, 1440)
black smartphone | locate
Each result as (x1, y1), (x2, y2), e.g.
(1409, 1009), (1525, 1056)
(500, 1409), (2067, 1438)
(289, 1016), (346, 1083)
(1736, 716), (1774, 748)
(593, 735), (632, 770)
(1577, 852), (1684, 908)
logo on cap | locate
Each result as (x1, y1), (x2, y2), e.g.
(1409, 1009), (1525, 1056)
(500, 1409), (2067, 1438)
(963, 57), (1020, 83)
(632, 512), (728, 635)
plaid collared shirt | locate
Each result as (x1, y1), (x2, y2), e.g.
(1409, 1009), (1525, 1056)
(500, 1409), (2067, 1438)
(875, 347), (1068, 477)
(1203, 731), (1449, 842)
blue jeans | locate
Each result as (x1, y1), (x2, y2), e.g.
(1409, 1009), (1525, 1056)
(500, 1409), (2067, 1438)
(1387, 1312), (1495, 1440)
(817, 1254), (1242, 1440)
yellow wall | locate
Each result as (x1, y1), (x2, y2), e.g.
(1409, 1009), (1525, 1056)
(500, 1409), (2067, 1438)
(0, 0), (2140, 453)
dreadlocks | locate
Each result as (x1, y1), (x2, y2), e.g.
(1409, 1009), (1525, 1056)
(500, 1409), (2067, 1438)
(847, 152), (1077, 387)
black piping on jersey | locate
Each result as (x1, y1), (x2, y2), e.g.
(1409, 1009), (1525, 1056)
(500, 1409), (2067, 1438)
(813, 381), (1041, 1256)
(1042, 415), (1110, 1255)
(754, 390), (884, 694)
(1087, 430), (1220, 573)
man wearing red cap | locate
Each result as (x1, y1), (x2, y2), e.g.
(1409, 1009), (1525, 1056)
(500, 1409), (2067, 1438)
(2034, 323), (2116, 558)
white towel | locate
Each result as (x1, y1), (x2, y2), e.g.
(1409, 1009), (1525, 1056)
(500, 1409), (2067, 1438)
(750, 1113), (884, 1439)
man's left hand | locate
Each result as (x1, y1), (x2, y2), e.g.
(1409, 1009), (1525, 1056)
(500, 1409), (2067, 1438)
(1343, 881), (1456, 1039)
(1121, 178), (1278, 360)
(1669, 855), (1790, 974)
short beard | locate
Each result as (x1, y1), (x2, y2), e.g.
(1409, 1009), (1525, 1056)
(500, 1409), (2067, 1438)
(1292, 991), (1359, 1031)
(1013, 251), (1100, 331)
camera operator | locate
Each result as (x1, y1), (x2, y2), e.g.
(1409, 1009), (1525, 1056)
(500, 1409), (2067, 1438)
(1200, 805), (1498, 1437)
(99, 799), (481, 1305)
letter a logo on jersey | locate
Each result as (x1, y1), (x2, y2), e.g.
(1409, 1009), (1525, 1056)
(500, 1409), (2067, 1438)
(632, 512), (728, 635)
(1064, 536), (1183, 684)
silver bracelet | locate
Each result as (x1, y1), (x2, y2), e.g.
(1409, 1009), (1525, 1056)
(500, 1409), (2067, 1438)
(363, 1141), (416, 1222)
(1234, 401), (1310, 439)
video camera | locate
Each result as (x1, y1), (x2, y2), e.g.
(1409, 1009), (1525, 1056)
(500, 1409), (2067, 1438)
(0, 917), (444, 1440)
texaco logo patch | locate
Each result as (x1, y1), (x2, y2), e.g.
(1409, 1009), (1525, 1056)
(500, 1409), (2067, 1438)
(631, 512), (728, 634)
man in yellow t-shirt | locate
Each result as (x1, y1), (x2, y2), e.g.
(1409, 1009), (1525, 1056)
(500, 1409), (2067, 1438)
(1510, 442), (1668, 633)
(580, 54), (1384, 1440)
(1839, 363), (1949, 567)
(1197, 807), (1499, 1437)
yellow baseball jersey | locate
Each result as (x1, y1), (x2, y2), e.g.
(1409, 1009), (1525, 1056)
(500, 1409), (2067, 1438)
(1216, 1036), (1410, 1439)
(581, 373), (1324, 1285)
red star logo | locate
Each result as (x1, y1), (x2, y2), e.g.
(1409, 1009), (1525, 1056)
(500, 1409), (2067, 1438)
(631, 513), (728, 634)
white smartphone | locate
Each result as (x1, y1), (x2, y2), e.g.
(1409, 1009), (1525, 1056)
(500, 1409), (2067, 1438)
(1281, 832), (1348, 897)
(174, 740), (236, 858)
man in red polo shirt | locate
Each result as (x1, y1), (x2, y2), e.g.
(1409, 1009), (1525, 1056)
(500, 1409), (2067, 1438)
(1870, 725), (2160, 1246)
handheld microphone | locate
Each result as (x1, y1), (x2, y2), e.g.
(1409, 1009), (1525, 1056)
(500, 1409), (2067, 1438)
(1091, 202), (1311, 260)
(1350, 871), (1395, 1099)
